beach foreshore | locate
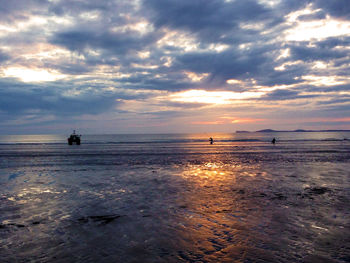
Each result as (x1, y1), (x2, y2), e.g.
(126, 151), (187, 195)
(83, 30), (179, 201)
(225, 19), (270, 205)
(0, 134), (349, 262)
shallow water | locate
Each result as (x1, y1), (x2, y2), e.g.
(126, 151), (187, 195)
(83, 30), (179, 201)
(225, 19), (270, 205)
(0, 133), (350, 262)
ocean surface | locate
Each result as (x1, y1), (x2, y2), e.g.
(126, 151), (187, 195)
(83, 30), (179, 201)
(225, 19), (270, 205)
(0, 132), (349, 262)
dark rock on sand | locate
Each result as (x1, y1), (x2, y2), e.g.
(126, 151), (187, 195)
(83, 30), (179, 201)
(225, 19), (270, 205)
(0, 223), (26, 229)
(77, 214), (122, 225)
(300, 186), (332, 199)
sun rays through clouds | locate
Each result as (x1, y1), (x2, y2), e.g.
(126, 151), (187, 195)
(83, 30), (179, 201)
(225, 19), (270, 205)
(0, 0), (349, 133)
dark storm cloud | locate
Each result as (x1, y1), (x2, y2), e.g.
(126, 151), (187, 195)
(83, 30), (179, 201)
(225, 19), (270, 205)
(316, 36), (350, 49)
(297, 10), (326, 21)
(111, 65), (196, 91)
(317, 97), (350, 105)
(260, 89), (318, 101)
(304, 84), (350, 93)
(47, 1), (164, 72)
(143, 0), (275, 44)
(276, 1), (308, 14)
(174, 46), (273, 86)
(163, 101), (208, 109)
(44, 62), (93, 75)
(39, 0), (350, 93)
(51, 30), (160, 55)
(257, 62), (307, 86)
(313, 0), (350, 18)
(141, 0), (332, 88)
(263, 89), (299, 100)
(0, 85), (115, 117)
(319, 103), (350, 114)
(0, 79), (154, 119)
(0, 0), (49, 23)
(48, 0), (113, 15)
(118, 77), (194, 92)
(147, 0), (274, 28)
(289, 44), (346, 62)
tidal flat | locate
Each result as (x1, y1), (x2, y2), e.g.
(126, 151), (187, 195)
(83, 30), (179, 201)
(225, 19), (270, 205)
(0, 133), (349, 262)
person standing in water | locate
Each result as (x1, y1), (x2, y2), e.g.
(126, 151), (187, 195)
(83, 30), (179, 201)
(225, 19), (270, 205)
(209, 137), (214, 144)
(271, 137), (276, 144)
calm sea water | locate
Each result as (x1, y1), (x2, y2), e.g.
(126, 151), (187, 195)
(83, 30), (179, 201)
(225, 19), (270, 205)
(1, 131), (350, 144)
(0, 132), (349, 262)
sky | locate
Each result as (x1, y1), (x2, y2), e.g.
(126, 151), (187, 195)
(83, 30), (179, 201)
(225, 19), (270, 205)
(0, 0), (350, 134)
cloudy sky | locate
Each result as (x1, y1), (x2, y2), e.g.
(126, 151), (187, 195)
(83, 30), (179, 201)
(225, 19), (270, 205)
(0, 0), (350, 134)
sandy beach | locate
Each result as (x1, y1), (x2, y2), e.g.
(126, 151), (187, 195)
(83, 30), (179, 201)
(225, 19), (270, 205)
(0, 133), (349, 262)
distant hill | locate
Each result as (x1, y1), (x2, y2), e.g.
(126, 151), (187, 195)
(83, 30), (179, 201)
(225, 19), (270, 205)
(256, 129), (278, 132)
(235, 130), (251, 133)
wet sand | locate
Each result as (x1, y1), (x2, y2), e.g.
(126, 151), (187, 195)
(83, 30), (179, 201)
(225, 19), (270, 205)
(0, 136), (349, 262)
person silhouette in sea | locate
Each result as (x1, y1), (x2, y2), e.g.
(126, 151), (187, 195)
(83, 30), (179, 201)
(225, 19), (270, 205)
(271, 137), (276, 144)
(209, 137), (214, 144)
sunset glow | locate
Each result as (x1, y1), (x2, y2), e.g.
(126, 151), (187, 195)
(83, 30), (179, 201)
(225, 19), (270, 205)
(286, 17), (350, 41)
(3, 67), (66, 82)
(170, 90), (264, 104)
(0, 0), (349, 134)
(1, 2), (349, 262)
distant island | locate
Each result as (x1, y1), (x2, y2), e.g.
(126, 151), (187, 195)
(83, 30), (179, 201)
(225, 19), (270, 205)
(236, 129), (350, 133)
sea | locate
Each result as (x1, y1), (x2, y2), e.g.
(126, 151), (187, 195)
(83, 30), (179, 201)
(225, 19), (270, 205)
(0, 132), (349, 262)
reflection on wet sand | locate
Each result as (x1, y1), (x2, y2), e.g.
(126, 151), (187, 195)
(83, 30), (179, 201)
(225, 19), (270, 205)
(1, 139), (349, 262)
(166, 160), (350, 263)
(170, 162), (280, 262)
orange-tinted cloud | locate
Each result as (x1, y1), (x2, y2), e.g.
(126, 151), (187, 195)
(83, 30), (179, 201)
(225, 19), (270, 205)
(192, 117), (265, 125)
(192, 121), (225, 125)
(309, 117), (350, 123)
(220, 117), (265, 123)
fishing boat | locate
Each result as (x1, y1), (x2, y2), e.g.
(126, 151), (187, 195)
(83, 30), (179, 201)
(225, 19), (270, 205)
(68, 130), (81, 145)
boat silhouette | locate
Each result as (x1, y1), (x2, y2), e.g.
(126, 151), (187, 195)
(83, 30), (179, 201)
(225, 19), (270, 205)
(68, 130), (81, 145)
